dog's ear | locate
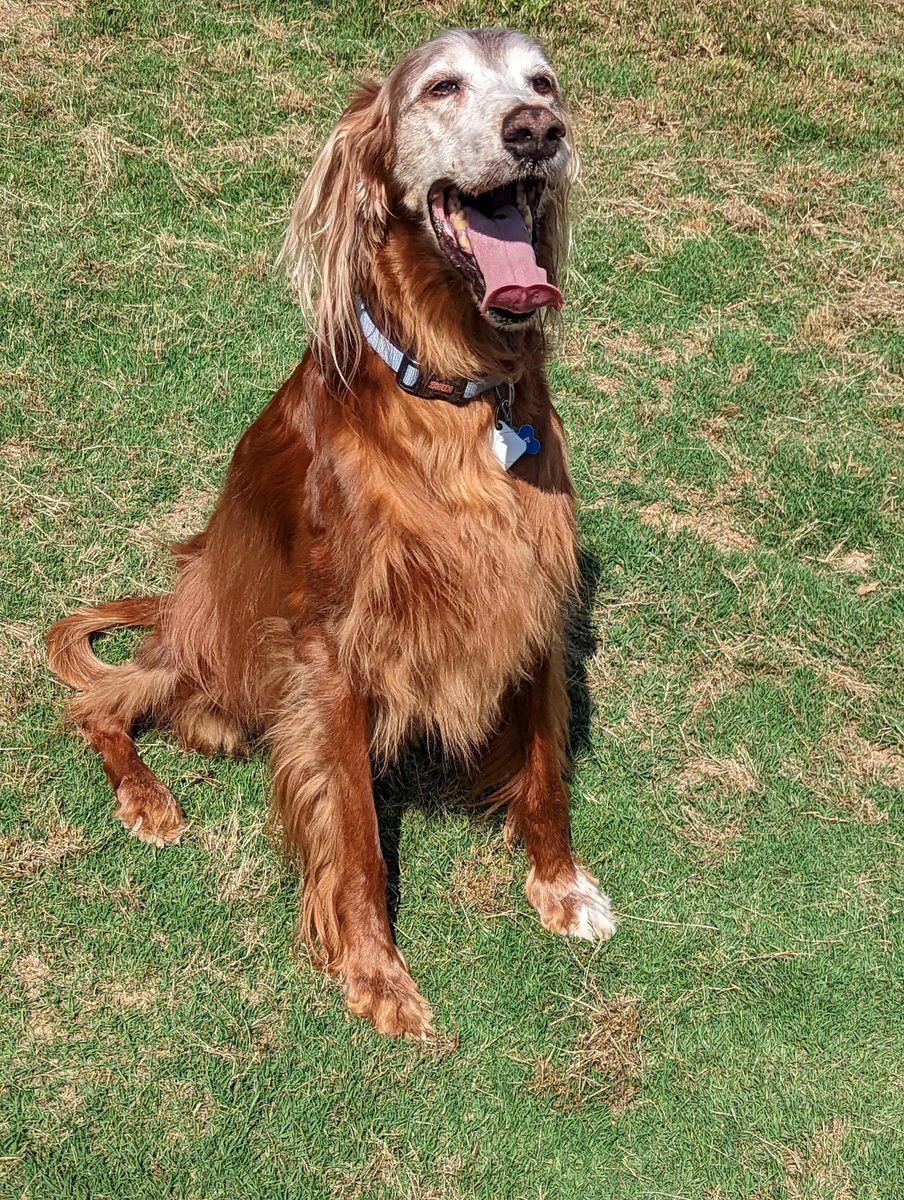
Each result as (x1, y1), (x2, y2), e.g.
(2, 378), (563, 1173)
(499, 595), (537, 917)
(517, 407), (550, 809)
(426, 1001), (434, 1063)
(279, 83), (393, 386)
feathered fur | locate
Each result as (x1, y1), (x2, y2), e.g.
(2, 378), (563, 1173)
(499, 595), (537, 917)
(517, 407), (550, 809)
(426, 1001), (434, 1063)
(46, 28), (615, 1038)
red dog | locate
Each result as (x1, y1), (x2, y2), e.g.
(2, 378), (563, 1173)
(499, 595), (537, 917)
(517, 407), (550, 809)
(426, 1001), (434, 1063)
(46, 27), (615, 1037)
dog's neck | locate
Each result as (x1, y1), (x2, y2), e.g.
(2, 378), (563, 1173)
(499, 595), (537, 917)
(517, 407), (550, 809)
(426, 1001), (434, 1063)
(365, 215), (546, 386)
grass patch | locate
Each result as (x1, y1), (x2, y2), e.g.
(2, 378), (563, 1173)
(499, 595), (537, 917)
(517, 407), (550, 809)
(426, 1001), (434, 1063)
(2, 1), (903, 1197)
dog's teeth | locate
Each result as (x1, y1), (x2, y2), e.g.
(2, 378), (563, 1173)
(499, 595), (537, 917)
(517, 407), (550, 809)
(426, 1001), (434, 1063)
(455, 228), (472, 254)
(446, 201), (472, 254)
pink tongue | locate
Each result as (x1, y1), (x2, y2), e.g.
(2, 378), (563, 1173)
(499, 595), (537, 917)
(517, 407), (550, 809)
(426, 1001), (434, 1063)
(462, 203), (562, 313)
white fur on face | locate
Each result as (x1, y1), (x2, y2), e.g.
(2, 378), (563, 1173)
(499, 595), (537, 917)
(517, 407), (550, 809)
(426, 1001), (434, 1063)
(390, 30), (570, 212)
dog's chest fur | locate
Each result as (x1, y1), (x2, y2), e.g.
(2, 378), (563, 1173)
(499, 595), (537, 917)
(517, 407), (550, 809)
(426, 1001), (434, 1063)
(326, 418), (576, 759)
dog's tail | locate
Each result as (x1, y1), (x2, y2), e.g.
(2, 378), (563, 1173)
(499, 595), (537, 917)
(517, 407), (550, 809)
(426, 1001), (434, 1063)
(46, 596), (163, 691)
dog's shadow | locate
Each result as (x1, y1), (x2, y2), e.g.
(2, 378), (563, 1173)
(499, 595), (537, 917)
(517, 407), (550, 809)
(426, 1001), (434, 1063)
(374, 548), (599, 930)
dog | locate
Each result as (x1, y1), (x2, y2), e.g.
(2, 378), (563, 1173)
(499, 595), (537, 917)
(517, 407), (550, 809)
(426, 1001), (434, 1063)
(46, 27), (615, 1038)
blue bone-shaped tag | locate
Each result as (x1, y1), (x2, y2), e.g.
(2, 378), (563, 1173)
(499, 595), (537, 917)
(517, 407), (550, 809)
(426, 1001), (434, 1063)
(516, 425), (541, 455)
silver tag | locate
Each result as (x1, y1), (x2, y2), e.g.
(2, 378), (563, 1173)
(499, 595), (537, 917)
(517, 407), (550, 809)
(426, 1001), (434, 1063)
(490, 421), (527, 470)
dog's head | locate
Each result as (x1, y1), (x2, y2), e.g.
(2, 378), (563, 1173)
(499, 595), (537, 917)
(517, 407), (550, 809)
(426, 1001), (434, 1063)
(279, 28), (576, 381)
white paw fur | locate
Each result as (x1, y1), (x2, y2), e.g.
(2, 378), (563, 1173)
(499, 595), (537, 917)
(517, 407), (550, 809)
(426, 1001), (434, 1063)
(568, 866), (616, 941)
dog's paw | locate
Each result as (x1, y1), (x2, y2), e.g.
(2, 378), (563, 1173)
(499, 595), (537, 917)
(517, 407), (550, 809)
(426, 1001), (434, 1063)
(345, 954), (434, 1039)
(525, 863), (616, 942)
(114, 777), (186, 848)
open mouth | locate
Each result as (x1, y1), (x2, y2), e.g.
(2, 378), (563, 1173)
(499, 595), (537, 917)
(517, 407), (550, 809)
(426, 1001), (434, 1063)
(428, 180), (562, 324)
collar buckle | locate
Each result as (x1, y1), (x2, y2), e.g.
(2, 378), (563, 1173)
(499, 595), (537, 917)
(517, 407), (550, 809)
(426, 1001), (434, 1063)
(394, 351), (420, 394)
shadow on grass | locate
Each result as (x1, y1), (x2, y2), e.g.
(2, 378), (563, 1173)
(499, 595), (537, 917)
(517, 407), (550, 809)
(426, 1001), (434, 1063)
(373, 547), (600, 931)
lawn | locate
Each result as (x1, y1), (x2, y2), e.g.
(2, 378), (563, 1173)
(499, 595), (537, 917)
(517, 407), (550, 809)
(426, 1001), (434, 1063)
(2, 1), (903, 1197)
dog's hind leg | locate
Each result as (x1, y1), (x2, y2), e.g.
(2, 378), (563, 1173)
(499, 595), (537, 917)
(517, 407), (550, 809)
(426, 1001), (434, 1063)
(69, 661), (187, 847)
(47, 598), (186, 847)
(170, 691), (248, 757)
(270, 629), (433, 1039)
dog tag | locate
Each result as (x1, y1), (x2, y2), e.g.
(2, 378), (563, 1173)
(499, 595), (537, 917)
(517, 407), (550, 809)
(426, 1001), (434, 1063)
(490, 420), (527, 470)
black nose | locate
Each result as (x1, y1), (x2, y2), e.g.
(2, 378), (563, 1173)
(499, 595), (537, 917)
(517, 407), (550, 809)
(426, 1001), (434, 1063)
(501, 105), (566, 161)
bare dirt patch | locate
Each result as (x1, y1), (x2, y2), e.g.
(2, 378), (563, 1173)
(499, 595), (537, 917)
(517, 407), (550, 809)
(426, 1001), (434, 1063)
(102, 981), (158, 1011)
(829, 548), (874, 576)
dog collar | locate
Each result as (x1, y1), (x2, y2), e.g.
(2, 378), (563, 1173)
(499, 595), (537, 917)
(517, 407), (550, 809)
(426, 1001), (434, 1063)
(354, 297), (505, 405)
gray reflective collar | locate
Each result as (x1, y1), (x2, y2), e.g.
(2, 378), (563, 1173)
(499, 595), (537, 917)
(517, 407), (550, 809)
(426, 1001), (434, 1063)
(354, 297), (506, 405)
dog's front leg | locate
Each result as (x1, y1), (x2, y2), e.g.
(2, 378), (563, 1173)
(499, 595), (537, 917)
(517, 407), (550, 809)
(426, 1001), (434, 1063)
(505, 649), (616, 942)
(270, 629), (433, 1038)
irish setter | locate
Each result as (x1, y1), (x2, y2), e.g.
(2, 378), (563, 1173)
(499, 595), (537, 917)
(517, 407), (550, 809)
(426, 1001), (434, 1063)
(46, 27), (615, 1038)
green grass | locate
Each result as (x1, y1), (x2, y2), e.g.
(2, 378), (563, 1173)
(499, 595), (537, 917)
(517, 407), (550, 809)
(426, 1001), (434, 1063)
(2, 1), (903, 1196)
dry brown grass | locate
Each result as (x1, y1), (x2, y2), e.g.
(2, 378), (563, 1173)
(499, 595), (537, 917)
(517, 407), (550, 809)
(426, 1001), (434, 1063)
(11, 952), (55, 1044)
(75, 122), (135, 192)
(676, 804), (742, 864)
(676, 750), (761, 796)
(0, 619), (47, 725)
(0, 821), (92, 881)
(0, 0), (73, 45)
(829, 725), (904, 789)
(687, 647), (748, 716)
(197, 811), (277, 906)
(686, 637), (877, 717)
(449, 837), (516, 919)
(207, 124), (318, 167)
(637, 481), (756, 554)
(329, 1136), (466, 1200)
(782, 1118), (854, 1200)
(160, 1078), (216, 1144)
(531, 986), (643, 1113)
(0, 438), (38, 466)
(129, 486), (218, 551)
(801, 724), (900, 824)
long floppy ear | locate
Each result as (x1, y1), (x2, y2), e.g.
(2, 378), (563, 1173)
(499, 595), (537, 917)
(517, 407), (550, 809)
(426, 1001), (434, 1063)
(277, 83), (392, 386)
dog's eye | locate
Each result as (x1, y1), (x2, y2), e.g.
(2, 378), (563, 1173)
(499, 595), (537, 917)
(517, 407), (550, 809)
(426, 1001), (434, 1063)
(531, 75), (554, 95)
(429, 79), (460, 97)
